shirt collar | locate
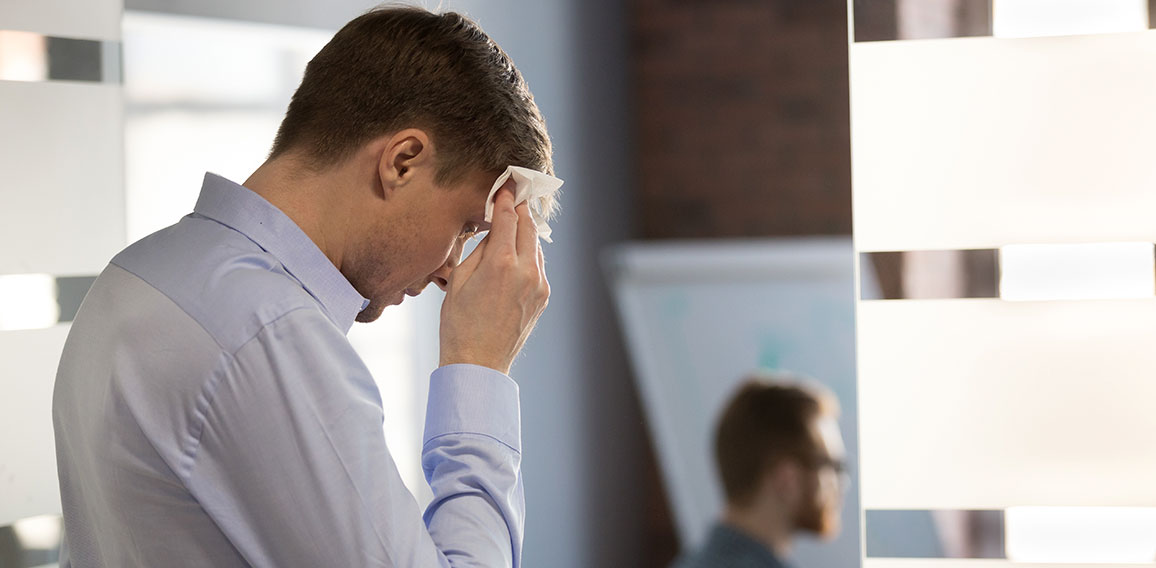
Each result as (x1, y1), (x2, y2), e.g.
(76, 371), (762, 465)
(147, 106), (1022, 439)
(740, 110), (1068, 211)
(193, 172), (370, 333)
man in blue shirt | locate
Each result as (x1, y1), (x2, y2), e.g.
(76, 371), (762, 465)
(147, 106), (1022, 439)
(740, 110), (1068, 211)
(675, 375), (848, 568)
(53, 7), (554, 567)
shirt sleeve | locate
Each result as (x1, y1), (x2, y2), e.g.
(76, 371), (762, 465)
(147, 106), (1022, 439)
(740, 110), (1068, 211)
(182, 307), (524, 567)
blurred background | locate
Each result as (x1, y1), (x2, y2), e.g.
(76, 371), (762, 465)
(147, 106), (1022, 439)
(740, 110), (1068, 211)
(4, 0), (1156, 566)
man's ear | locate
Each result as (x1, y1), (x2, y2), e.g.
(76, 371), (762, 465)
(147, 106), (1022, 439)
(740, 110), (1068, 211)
(377, 128), (434, 197)
(770, 461), (802, 506)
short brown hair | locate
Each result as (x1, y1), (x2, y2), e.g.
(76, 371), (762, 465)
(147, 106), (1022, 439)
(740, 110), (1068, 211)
(270, 6), (553, 192)
(714, 373), (838, 506)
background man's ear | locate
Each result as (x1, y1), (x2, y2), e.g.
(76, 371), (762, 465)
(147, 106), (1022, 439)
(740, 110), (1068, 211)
(770, 460), (802, 505)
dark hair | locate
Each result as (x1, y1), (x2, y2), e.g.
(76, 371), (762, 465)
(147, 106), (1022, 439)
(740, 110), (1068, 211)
(270, 5), (553, 190)
(714, 373), (838, 506)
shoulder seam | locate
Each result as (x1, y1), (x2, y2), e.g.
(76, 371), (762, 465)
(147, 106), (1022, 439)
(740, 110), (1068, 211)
(108, 260), (227, 351)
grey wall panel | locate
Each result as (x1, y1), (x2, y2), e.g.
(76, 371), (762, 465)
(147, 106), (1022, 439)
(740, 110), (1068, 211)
(0, 80), (124, 276)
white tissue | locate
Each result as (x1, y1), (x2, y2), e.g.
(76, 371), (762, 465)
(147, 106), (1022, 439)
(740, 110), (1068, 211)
(484, 165), (564, 243)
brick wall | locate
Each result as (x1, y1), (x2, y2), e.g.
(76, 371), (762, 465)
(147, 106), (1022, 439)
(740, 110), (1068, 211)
(633, 0), (852, 240)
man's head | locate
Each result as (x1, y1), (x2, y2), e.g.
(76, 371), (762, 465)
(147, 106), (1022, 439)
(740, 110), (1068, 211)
(271, 6), (553, 189)
(715, 373), (847, 540)
(261, 6), (555, 322)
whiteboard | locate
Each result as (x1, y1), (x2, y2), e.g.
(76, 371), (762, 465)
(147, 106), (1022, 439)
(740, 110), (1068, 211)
(604, 237), (867, 567)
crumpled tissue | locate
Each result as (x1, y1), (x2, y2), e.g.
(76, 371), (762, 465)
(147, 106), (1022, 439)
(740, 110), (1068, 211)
(483, 165), (564, 243)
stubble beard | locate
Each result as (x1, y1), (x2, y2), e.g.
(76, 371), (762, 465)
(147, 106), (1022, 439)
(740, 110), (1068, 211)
(347, 236), (396, 324)
(795, 483), (841, 539)
(355, 301), (386, 323)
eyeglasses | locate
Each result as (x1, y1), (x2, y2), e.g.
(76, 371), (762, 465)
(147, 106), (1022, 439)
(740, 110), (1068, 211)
(800, 456), (852, 487)
(810, 456), (847, 475)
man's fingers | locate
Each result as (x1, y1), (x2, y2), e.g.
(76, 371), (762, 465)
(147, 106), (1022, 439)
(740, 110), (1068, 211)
(450, 235), (488, 288)
(536, 238), (546, 277)
(486, 187), (518, 256)
(514, 200), (538, 256)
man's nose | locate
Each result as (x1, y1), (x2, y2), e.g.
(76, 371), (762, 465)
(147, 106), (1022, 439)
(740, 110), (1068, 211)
(431, 271), (450, 291)
(430, 240), (467, 291)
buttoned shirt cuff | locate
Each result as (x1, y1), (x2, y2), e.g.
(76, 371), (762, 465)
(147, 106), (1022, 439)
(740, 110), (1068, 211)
(424, 364), (522, 453)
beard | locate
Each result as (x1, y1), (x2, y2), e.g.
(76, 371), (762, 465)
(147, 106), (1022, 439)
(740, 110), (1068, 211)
(795, 480), (842, 539)
(355, 301), (386, 323)
(348, 266), (391, 323)
(345, 232), (403, 324)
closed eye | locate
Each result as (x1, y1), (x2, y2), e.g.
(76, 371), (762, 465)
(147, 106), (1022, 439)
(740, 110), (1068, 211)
(462, 221), (492, 240)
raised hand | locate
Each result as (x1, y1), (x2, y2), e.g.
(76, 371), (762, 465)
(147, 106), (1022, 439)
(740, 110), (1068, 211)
(438, 188), (550, 375)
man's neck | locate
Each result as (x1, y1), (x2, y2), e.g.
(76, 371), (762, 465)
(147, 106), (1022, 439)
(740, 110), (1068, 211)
(244, 156), (358, 271)
(722, 504), (794, 559)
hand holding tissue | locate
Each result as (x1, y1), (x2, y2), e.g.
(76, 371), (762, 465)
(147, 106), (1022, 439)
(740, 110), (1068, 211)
(484, 166), (564, 243)
(441, 169), (559, 374)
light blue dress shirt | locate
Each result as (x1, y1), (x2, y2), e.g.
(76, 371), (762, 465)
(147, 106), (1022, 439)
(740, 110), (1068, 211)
(53, 173), (524, 567)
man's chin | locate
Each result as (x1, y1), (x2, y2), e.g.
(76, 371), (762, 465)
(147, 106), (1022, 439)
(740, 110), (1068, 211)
(355, 302), (386, 323)
(799, 510), (842, 540)
(815, 513), (842, 540)
(819, 518), (841, 540)
(354, 289), (411, 323)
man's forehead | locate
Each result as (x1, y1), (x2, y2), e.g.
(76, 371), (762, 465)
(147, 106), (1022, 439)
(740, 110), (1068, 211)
(446, 169), (500, 215)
